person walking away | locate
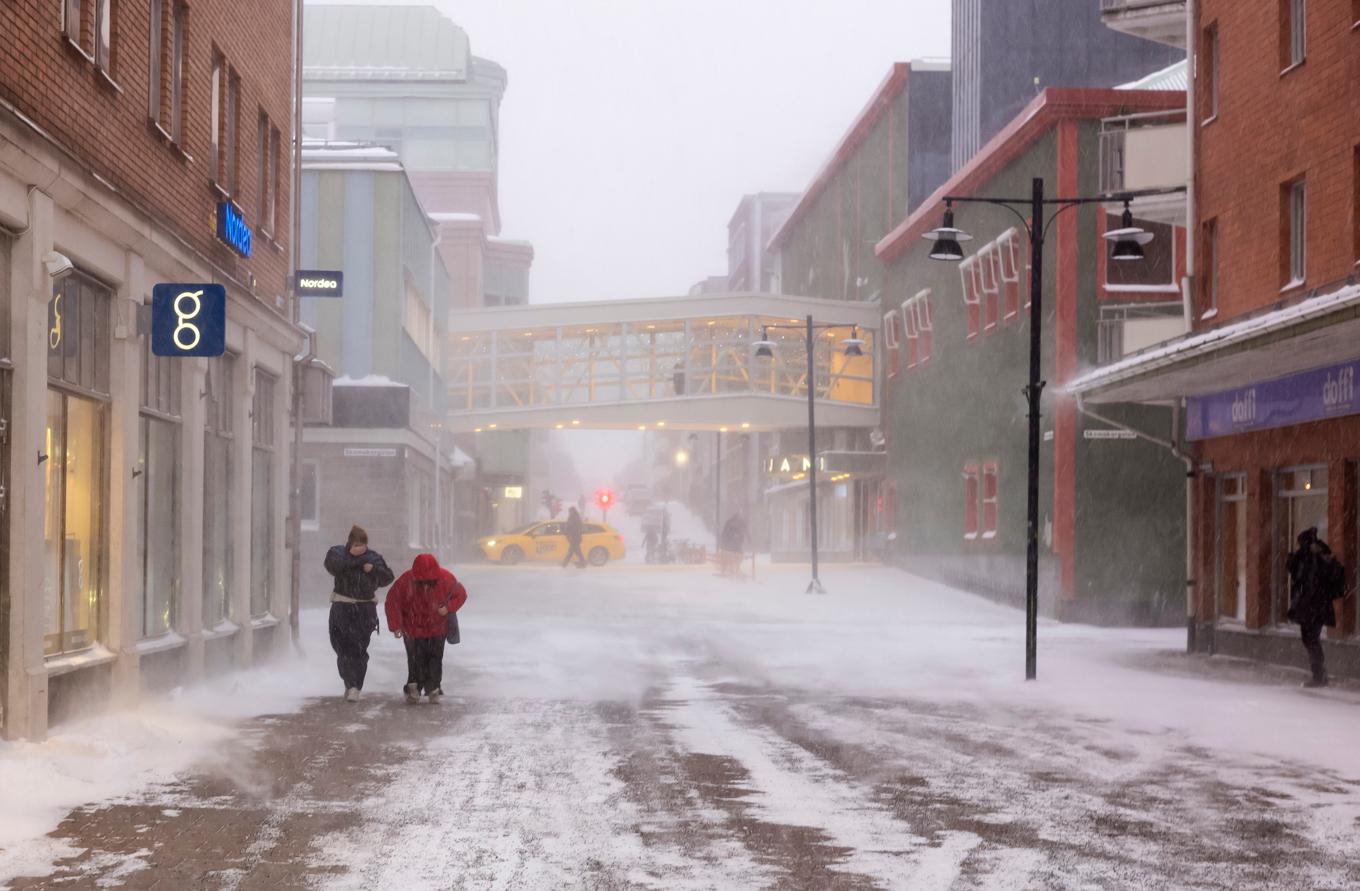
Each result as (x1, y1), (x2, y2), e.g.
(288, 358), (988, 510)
(643, 527), (659, 564)
(325, 525), (395, 701)
(719, 513), (749, 576)
(385, 553), (468, 703)
(562, 506), (587, 568)
(1286, 527), (1347, 688)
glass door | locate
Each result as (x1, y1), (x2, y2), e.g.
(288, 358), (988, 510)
(43, 390), (106, 655)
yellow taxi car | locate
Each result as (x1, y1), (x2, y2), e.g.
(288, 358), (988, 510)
(477, 521), (626, 566)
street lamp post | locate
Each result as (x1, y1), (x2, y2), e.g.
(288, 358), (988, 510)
(755, 314), (864, 594)
(925, 178), (1178, 680)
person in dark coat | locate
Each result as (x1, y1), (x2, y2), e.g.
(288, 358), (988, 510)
(1286, 526), (1346, 688)
(385, 553), (468, 703)
(719, 514), (748, 575)
(561, 507), (587, 568)
(324, 525), (395, 701)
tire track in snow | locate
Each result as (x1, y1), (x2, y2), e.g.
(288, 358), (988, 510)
(659, 675), (979, 889)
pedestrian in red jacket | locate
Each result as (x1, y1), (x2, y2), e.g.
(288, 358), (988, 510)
(384, 553), (468, 704)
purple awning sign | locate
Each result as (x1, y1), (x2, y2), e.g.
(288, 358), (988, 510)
(1186, 359), (1360, 440)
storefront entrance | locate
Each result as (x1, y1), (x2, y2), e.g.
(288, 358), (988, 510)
(1215, 474), (1247, 622)
(1275, 466), (1328, 626)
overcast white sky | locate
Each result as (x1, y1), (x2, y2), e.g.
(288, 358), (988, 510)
(329, 0), (952, 303)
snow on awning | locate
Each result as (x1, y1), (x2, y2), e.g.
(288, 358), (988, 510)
(333, 374), (409, 388)
(450, 446), (475, 468)
(1069, 281), (1360, 404)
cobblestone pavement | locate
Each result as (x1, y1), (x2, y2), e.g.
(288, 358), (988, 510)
(8, 567), (1360, 889)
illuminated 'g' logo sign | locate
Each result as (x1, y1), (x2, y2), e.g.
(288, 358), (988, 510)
(172, 290), (203, 350)
(151, 283), (226, 357)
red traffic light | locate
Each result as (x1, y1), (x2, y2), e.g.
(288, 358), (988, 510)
(595, 488), (615, 508)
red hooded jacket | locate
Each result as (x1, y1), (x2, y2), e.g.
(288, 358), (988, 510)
(384, 554), (468, 639)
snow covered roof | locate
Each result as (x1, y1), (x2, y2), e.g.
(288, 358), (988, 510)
(301, 141), (404, 172)
(1118, 59), (1189, 92)
(1069, 280), (1360, 404)
(333, 374), (410, 388)
(303, 5), (470, 82)
(429, 212), (483, 223)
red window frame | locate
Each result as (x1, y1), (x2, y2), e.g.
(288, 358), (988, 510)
(981, 461), (999, 538)
(963, 462), (980, 540)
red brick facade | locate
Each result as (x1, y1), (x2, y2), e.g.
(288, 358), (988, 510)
(1193, 0), (1360, 324)
(0, 0), (294, 303)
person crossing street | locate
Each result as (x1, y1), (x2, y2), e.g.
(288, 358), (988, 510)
(561, 506), (587, 569)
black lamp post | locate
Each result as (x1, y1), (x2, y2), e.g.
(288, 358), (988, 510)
(754, 315), (865, 594)
(925, 180), (1178, 680)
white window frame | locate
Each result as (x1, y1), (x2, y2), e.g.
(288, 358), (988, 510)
(95, 0), (112, 72)
(1202, 22), (1219, 123)
(999, 228), (1022, 320)
(1288, 0), (1307, 69)
(1288, 179), (1307, 288)
(147, 0), (161, 120)
(1202, 218), (1219, 318)
(169, 0), (184, 141)
(981, 461), (999, 540)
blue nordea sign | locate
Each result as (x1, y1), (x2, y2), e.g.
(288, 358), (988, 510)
(216, 202), (252, 257)
(151, 284), (226, 357)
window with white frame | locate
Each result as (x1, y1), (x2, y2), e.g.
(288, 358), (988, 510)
(963, 463), (980, 540)
(959, 259), (982, 339)
(882, 310), (902, 377)
(1283, 0), (1306, 70)
(999, 228), (1022, 320)
(1285, 178), (1306, 287)
(1202, 22), (1219, 122)
(981, 461), (998, 538)
(902, 290), (933, 366)
(980, 248), (1000, 330)
(149, 0), (186, 142)
(1202, 218), (1219, 318)
(300, 461), (319, 531)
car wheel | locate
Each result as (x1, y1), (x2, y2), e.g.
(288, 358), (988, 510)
(501, 545), (524, 566)
(588, 547), (609, 567)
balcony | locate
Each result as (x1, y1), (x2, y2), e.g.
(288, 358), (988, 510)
(1099, 109), (1188, 226)
(1100, 0), (1188, 48)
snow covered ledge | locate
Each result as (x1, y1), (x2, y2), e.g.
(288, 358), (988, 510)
(1069, 279), (1360, 404)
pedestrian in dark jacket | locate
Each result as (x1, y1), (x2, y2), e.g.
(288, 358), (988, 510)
(385, 553), (468, 703)
(561, 507), (587, 569)
(1286, 526), (1346, 688)
(719, 514), (748, 575)
(324, 525), (395, 701)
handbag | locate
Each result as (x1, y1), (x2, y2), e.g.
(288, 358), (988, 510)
(446, 612), (461, 646)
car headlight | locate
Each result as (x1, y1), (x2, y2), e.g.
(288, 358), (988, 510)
(485, 540), (497, 547)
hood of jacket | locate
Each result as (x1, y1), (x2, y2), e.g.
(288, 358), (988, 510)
(413, 553), (442, 582)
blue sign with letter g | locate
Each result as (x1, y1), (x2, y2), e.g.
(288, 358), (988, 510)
(151, 283), (226, 357)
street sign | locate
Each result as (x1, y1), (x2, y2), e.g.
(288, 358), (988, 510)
(151, 284), (226, 357)
(295, 269), (344, 298)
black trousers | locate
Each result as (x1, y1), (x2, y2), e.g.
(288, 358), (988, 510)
(1300, 621), (1327, 682)
(404, 635), (446, 694)
(329, 602), (378, 690)
(562, 539), (586, 567)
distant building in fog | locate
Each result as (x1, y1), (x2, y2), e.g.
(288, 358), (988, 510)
(727, 193), (797, 292)
(950, 0), (1183, 171)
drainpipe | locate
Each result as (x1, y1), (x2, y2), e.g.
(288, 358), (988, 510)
(288, 0), (306, 652)
(1075, 396), (1196, 652)
(1182, 0), (1196, 331)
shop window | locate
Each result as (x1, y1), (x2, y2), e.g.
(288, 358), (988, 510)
(44, 273), (110, 656)
(43, 391), (107, 656)
(963, 463), (980, 540)
(1216, 474), (1247, 622)
(981, 461), (998, 539)
(250, 370), (276, 617)
(203, 353), (235, 628)
(1276, 466), (1328, 624)
(137, 336), (181, 638)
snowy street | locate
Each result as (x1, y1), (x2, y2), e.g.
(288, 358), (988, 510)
(4, 564), (1360, 890)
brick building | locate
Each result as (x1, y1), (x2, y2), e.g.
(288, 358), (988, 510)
(0, 2), (301, 738)
(1072, 1), (1360, 673)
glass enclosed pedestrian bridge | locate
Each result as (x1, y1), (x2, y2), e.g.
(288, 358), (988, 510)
(444, 293), (879, 432)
